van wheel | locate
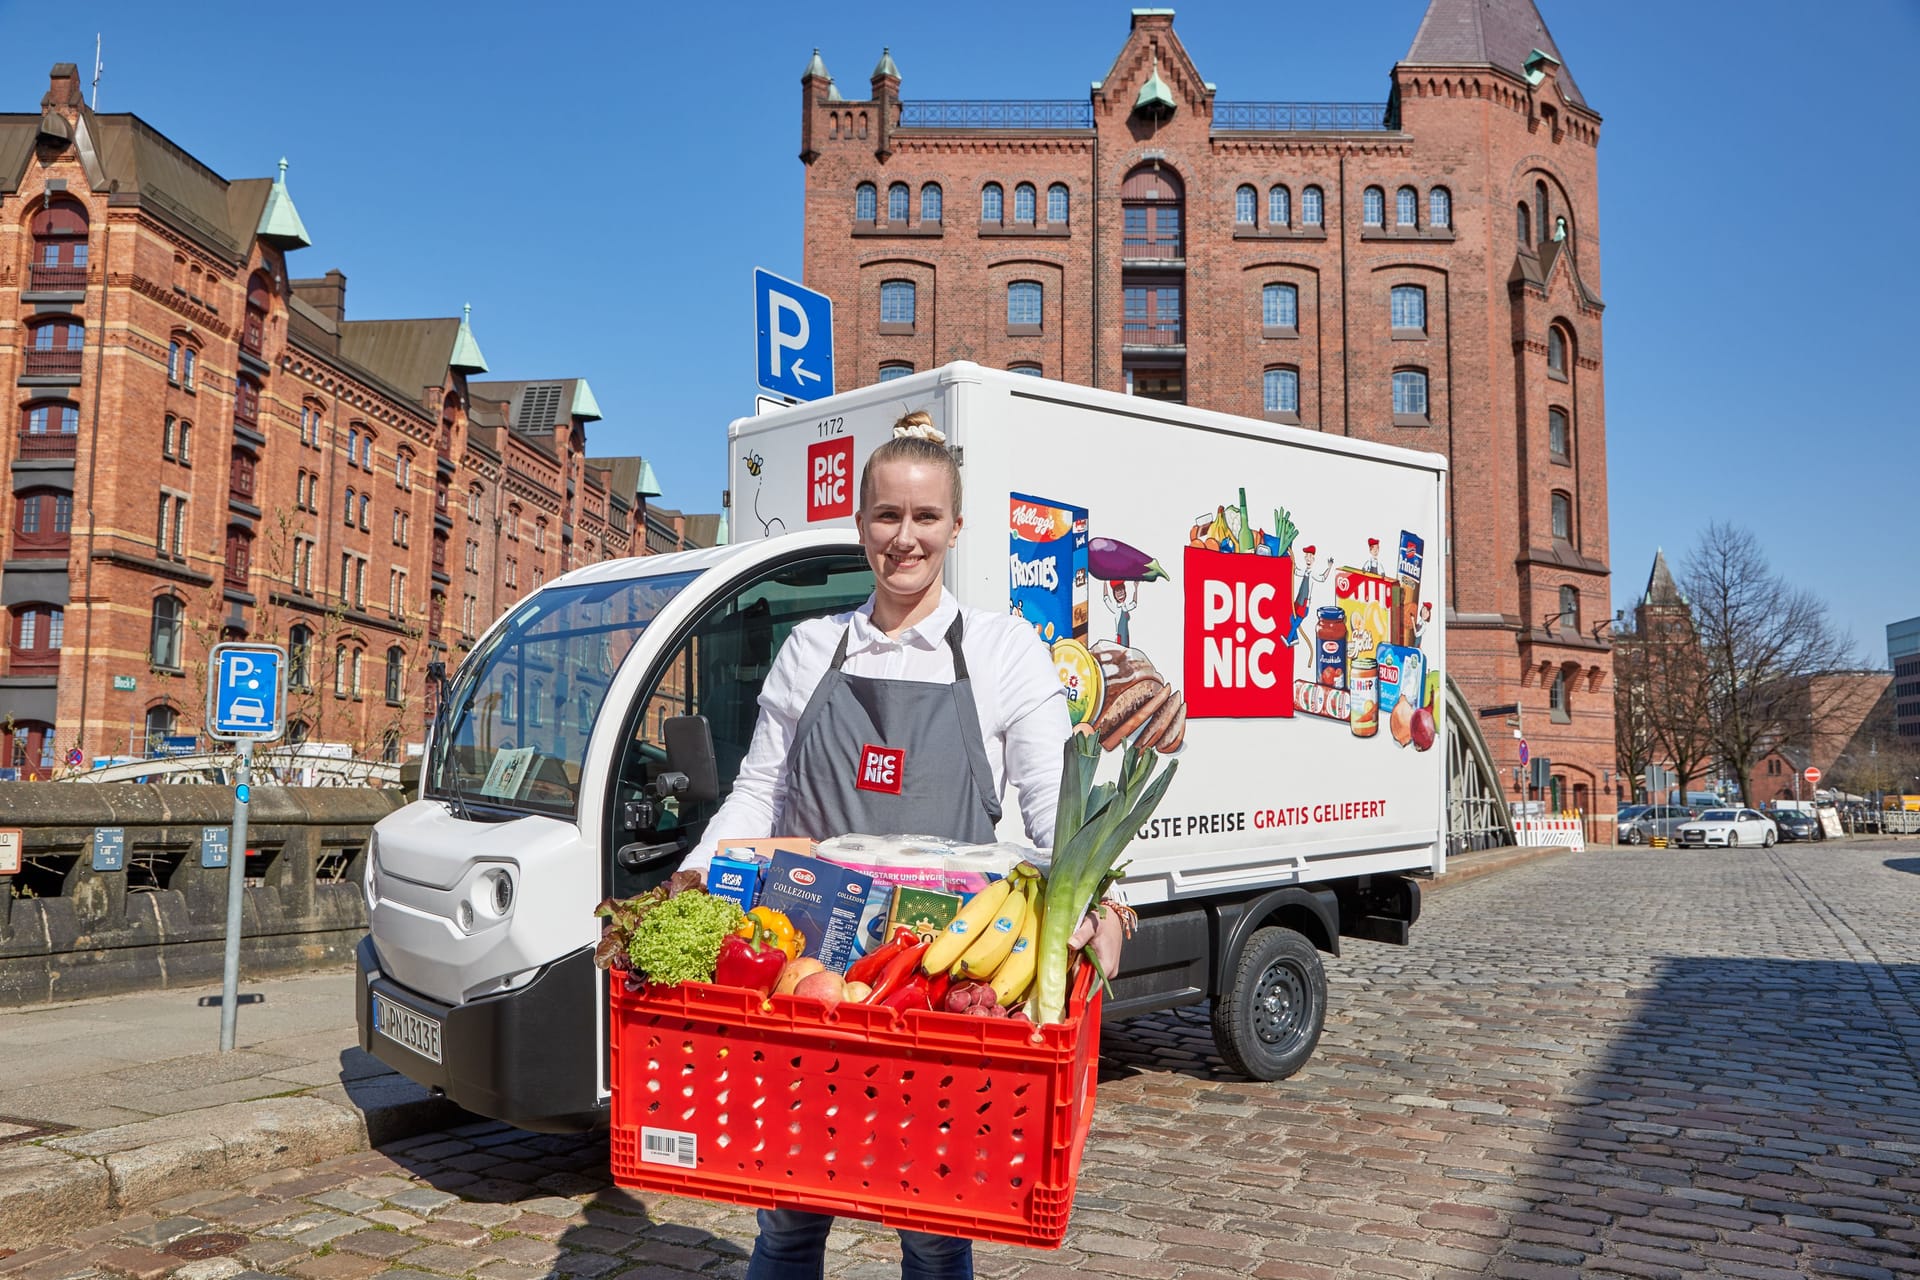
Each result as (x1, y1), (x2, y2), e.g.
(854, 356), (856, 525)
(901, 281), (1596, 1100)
(1212, 926), (1326, 1081)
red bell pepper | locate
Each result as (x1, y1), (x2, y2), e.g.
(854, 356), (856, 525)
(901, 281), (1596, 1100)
(845, 926), (919, 988)
(865, 938), (930, 1005)
(879, 972), (932, 1011)
(713, 926), (787, 996)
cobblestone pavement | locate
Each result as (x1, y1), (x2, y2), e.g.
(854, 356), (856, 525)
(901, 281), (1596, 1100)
(6, 842), (1918, 1279)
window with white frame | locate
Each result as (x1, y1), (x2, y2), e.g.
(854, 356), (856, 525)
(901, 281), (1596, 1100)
(1548, 326), (1568, 376)
(880, 280), (915, 327)
(1549, 408), (1570, 460)
(981, 183), (1003, 223)
(1235, 184), (1256, 224)
(1397, 186), (1418, 226)
(1047, 183), (1069, 224)
(1262, 283), (1298, 331)
(1007, 281), (1042, 330)
(1392, 369), (1429, 419)
(877, 363), (913, 382)
(1430, 186), (1451, 228)
(855, 182), (876, 221)
(1551, 491), (1574, 542)
(920, 183), (942, 223)
(887, 182), (909, 222)
(1363, 187), (1384, 226)
(1269, 185), (1290, 227)
(1263, 367), (1300, 417)
(1303, 186), (1323, 226)
(1014, 183), (1036, 223)
(1391, 285), (1427, 332)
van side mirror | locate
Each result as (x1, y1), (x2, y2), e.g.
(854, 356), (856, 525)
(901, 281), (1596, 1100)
(663, 715), (720, 805)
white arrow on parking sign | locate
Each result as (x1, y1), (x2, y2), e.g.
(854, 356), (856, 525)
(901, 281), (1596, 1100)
(790, 358), (822, 385)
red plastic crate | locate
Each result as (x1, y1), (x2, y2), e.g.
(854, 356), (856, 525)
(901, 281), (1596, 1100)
(609, 965), (1101, 1248)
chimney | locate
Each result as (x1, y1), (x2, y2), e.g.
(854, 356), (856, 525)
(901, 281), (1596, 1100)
(43, 63), (83, 120)
(291, 269), (348, 326)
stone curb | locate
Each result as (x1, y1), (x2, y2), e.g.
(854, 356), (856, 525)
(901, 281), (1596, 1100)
(1425, 840), (1574, 892)
(0, 1081), (467, 1247)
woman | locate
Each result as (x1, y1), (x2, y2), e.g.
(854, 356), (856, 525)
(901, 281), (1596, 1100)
(684, 411), (1073, 1280)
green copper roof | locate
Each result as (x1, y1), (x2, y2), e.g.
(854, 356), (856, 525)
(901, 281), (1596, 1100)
(715, 505), (730, 546)
(826, 80), (844, 102)
(1523, 47), (1561, 86)
(256, 157), (312, 250)
(872, 47), (900, 80)
(570, 379), (603, 422)
(804, 48), (831, 80)
(1133, 62), (1176, 118)
(636, 459), (662, 499)
(449, 303), (489, 375)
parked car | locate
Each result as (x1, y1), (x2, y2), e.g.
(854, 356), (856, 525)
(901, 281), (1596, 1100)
(1771, 810), (1823, 843)
(1620, 805), (1699, 845)
(1615, 804), (1651, 828)
(1677, 808), (1777, 849)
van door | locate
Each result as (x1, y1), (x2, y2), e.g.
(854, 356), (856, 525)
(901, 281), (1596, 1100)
(602, 551), (874, 898)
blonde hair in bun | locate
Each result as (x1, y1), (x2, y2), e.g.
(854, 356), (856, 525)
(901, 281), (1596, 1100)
(859, 409), (962, 511)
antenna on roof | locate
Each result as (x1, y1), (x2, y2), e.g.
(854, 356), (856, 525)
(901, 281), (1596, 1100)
(91, 34), (103, 109)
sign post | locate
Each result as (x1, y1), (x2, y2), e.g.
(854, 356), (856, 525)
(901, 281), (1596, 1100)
(206, 643), (286, 1051)
(754, 268), (834, 403)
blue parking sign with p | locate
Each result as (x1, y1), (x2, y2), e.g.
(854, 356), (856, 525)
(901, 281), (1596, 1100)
(208, 643), (286, 741)
(754, 268), (834, 403)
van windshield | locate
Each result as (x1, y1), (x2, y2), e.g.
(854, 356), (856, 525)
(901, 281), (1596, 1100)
(426, 572), (701, 818)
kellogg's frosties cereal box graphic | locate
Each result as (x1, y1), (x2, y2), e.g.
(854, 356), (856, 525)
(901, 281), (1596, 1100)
(1334, 568), (1394, 670)
(1009, 493), (1089, 645)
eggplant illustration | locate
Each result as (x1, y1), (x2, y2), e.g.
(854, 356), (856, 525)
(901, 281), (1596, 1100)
(1089, 536), (1169, 582)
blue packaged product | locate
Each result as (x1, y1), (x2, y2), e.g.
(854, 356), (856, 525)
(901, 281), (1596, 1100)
(704, 855), (763, 912)
(1008, 492), (1089, 645)
(759, 851), (875, 972)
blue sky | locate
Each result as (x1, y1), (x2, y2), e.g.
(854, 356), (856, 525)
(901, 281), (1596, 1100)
(5, 1), (1915, 661)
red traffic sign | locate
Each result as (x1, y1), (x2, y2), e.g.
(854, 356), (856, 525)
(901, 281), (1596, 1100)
(1803, 767), (1821, 784)
(1518, 739), (1530, 766)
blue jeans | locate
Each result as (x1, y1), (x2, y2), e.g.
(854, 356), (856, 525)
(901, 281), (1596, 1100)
(745, 1207), (973, 1280)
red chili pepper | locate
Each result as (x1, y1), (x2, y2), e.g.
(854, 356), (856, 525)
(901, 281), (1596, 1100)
(845, 926), (919, 988)
(925, 969), (953, 1012)
(865, 939), (930, 1005)
(713, 926), (787, 996)
(879, 973), (932, 1011)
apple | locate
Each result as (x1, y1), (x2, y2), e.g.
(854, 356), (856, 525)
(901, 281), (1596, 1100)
(793, 970), (847, 1009)
(1410, 706), (1436, 751)
(773, 957), (825, 997)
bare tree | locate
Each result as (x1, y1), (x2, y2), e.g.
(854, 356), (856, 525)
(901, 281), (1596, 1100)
(1610, 616), (1657, 803)
(1683, 523), (1853, 807)
(1641, 611), (1718, 807)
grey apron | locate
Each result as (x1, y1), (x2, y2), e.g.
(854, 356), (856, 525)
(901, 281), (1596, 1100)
(782, 613), (1003, 843)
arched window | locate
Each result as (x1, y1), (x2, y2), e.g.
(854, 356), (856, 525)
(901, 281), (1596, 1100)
(1122, 163), (1184, 259)
(289, 624), (312, 689)
(855, 182), (877, 221)
(23, 400), (80, 437)
(1263, 367), (1300, 418)
(8, 604), (63, 671)
(877, 363), (913, 382)
(334, 644), (348, 696)
(287, 718), (310, 745)
(143, 704), (177, 746)
(1269, 185), (1290, 227)
(13, 489), (73, 551)
(887, 182), (909, 222)
(1363, 187), (1385, 226)
(1536, 180), (1551, 237)
(182, 347), (196, 390)
(1430, 187), (1451, 229)
(244, 273), (272, 355)
(1009, 363), (1043, 377)
(1391, 285), (1427, 332)
(1013, 183), (1036, 223)
(1396, 186), (1418, 226)
(234, 377), (260, 426)
(1559, 585), (1580, 632)
(150, 596), (183, 670)
(1007, 281), (1043, 331)
(1047, 183), (1069, 225)
(25, 318), (84, 376)
(1548, 327), (1568, 376)
(352, 649), (364, 696)
(879, 280), (916, 328)
(1517, 202), (1532, 245)
(1236, 184), (1257, 225)
(1549, 408), (1570, 460)
(1551, 491), (1574, 543)
(981, 182), (1003, 223)
(29, 198), (88, 289)
(1392, 369), (1429, 420)
(224, 526), (253, 586)
(1302, 186), (1323, 226)
(1550, 668), (1572, 723)
(359, 493), (370, 529)
(344, 486), (357, 524)
(920, 182), (942, 223)
(168, 341), (181, 383)
(8, 720), (57, 778)
(1262, 283), (1298, 331)
(395, 451), (412, 489)
(385, 645), (406, 705)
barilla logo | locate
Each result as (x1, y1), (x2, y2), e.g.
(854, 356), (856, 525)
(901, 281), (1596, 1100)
(807, 439), (854, 521)
(1009, 500), (1072, 541)
(856, 743), (904, 795)
(1009, 554), (1060, 591)
(1184, 547), (1295, 720)
(789, 867), (817, 887)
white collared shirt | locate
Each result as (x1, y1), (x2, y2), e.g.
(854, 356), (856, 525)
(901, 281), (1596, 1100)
(684, 589), (1070, 869)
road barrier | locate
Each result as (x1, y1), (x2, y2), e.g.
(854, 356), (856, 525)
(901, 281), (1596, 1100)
(0, 782), (404, 1005)
(1514, 818), (1586, 852)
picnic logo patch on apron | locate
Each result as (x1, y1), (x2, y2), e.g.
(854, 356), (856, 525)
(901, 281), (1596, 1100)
(856, 743), (905, 795)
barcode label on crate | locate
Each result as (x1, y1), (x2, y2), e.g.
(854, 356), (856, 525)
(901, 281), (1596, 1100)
(641, 1126), (697, 1168)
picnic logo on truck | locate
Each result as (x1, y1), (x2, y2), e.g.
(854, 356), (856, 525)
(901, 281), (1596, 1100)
(806, 439), (854, 521)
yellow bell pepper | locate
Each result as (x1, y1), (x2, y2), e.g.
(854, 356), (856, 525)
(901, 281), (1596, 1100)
(736, 905), (803, 960)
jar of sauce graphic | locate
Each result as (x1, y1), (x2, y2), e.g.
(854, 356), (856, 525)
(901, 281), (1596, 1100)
(1315, 607), (1348, 690)
(1348, 655), (1379, 738)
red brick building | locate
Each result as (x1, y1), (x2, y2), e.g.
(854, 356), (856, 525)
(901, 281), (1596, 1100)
(0, 64), (673, 776)
(800, 1), (1614, 819)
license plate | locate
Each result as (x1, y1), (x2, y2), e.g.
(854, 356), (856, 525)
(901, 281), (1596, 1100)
(372, 992), (443, 1064)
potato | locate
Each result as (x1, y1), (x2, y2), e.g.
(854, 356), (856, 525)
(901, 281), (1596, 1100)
(841, 981), (872, 1003)
(773, 957), (825, 997)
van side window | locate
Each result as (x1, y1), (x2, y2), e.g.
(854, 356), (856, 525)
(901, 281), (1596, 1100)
(605, 553), (874, 897)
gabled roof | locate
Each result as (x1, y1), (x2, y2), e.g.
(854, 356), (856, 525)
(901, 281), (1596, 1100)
(1508, 236), (1603, 310)
(468, 379), (599, 435)
(1402, 0), (1586, 108)
(0, 118), (36, 196)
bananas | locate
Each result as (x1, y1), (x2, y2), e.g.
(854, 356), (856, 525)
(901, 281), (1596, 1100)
(920, 876), (1014, 974)
(953, 879), (1028, 981)
(989, 877), (1042, 1006)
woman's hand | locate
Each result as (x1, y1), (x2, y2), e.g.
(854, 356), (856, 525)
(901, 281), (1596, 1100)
(1068, 901), (1130, 979)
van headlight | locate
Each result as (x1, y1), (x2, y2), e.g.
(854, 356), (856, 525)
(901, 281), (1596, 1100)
(490, 870), (514, 915)
(365, 834), (381, 908)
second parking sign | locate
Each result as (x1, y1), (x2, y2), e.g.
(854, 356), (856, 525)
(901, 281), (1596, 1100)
(207, 643), (287, 742)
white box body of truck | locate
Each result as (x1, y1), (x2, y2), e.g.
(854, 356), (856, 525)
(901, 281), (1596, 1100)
(357, 363), (1449, 1131)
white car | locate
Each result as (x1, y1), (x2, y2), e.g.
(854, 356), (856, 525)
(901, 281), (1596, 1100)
(1677, 808), (1777, 849)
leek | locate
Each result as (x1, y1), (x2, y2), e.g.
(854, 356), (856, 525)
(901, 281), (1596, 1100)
(1031, 733), (1178, 1026)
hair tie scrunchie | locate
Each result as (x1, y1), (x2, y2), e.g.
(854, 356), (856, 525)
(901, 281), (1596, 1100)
(892, 411), (947, 444)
